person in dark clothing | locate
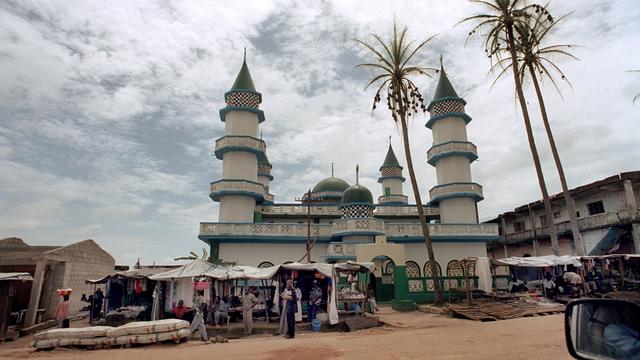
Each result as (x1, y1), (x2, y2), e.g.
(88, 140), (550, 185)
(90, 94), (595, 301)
(283, 279), (298, 339)
(93, 288), (104, 320)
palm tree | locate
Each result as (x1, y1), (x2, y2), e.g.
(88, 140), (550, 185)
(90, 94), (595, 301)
(174, 248), (209, 261)
(516, 8), (585, 255)
(487, 7), (586, 255)
(355, 21), (443, 303)
(460, 0), (561, 256)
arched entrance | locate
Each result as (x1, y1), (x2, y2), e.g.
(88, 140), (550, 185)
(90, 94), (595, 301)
(371, 255), (395, 302)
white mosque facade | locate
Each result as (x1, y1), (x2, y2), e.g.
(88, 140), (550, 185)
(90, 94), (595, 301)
(198, 55), (499, 303)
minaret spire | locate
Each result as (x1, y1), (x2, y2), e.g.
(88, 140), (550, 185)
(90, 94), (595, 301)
(331, 162), (334, 177)
(356, 164), (360, 185)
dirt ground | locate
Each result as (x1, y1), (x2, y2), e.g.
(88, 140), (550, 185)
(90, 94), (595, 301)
(0, 309), (572, 360)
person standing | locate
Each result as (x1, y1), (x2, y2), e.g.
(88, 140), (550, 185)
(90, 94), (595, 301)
(308, 280), (322, 321)
(54, 295), (70, 328)
(190, 295), (208, 341)
(93, 288), (104, 320)
(294, 282), (302, 322)
(241, 288), (258, 336)
(283, 279), (298, 339)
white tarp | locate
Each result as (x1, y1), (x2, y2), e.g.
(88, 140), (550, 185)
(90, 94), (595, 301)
(494, 255), (582, 268)
(0, 272), (33, 281)
(149, 259), (217, 281)
(475, 257), (493, 293)
(334, 261), (375, 273)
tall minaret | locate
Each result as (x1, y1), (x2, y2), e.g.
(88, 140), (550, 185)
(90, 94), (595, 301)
(378, 139), (408, 205)
(426, 59), (483, 223)
(211, 51), (268, 222)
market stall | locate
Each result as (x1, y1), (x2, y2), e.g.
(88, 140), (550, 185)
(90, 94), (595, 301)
(86, 266), (176, 325)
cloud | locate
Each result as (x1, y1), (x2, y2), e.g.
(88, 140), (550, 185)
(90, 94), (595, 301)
(1, 0), (638, 263)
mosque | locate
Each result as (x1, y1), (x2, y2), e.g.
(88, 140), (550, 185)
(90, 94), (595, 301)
(198, 54), (499, 304)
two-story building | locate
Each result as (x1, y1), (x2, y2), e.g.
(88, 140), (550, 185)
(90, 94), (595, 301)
(488, 171), (640, 258)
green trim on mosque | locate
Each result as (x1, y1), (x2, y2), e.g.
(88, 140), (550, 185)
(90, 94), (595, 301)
(379, 144), (403, 170)
(214, 135), (266, 160)
(219, 106), (265, 123)
(377, 175), (406, 183)
(342, 184), (373, 205)
(198, 233), (497, 244)
(257, 151), (271, 166)
(312, 177), (350, 193)
(432, 67), (458, 101)
(427, 141), (478, 166)
(425, 112), (472, 129)
(231, 52), (256, 91)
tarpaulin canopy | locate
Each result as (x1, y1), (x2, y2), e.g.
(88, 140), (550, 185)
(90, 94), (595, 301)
(494, 255), (582, 268)
(149, 259), (219, 281)
(86, 267), (177, 284)
(334, 261), (375, 273)
(0, 272), (33, 281)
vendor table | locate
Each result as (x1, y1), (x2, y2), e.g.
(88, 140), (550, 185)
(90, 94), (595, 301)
(337, 298), (367, 317)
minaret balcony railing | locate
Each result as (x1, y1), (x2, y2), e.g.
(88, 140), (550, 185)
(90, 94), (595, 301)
(384, 222), (499, 239)
(377, 194), (409, 204)
(427, 141), (478, 166)
(209, 179), (267, 202)
(197, 221), (499, 241)
(429, 182), (484, 204)
(331, 218), (386, 237)
(199, 222), (333, 238)
(214, 136), (266, 160)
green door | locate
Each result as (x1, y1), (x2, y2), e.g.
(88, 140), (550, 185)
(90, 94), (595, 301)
(377, 260), (395, 302)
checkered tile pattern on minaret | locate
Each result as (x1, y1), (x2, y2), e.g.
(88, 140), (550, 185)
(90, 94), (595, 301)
(340, 205), (374, 218)
(381, 167), (402, 177)
(257, 163), (271, 175)
(226, 92), (261, 108)
(429, 99), (465, 118)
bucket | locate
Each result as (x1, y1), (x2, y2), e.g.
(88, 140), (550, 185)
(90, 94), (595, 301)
(311, 319), (321, 332)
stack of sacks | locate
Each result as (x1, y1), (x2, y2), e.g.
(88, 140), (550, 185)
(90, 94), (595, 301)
(32, 326), (113, 349)
(104, 319), (190, 346)
(32, 319), (191, 350)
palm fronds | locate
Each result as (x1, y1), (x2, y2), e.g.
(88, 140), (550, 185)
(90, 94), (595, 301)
(354, 20), (437, 121)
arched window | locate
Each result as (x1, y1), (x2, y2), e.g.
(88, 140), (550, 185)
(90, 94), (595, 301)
(405, 261), (420, 278)
(447, 260), (464, 277)
(463, 260), (476, 277)
(258, 261), (274, 268)
(383, 260), (395, 275)
(423, 261), (442, 277)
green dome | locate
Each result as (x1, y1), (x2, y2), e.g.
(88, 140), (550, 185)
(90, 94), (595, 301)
(312, 177), (350, 193)
(342, 184), (373, 204)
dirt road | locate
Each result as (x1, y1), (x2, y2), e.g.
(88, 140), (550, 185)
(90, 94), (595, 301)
(0, 311), (572, 360)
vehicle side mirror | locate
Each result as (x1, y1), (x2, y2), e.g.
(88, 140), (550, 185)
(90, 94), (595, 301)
(565, 299), (640, 360)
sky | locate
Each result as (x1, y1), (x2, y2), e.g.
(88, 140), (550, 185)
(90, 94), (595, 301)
(1, 0), (639, 265)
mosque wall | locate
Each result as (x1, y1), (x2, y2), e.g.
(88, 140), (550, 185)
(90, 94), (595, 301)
(219, 243), (328, 266)
(219, 195), (256, 222)
(224, 111), (260, 137)
(431, 117), (468, 144)
(439, 197), (478, 224)
(435, 157), (472, 184)
(380, 178), (403, 195)
(222, 152), (258, 180)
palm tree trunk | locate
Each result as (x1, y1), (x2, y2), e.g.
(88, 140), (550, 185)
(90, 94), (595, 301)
(505, 25), (560, 256)
(528, 66), (585, 256)
(398, 113), (442, 304)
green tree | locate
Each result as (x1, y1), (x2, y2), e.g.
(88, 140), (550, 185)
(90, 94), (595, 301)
(355, 21), (443, 303)
(461, 0), (561, 255)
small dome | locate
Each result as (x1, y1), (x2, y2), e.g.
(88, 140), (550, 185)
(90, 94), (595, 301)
(342, 184), (373, 205)
(312, 177), (350, 193)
